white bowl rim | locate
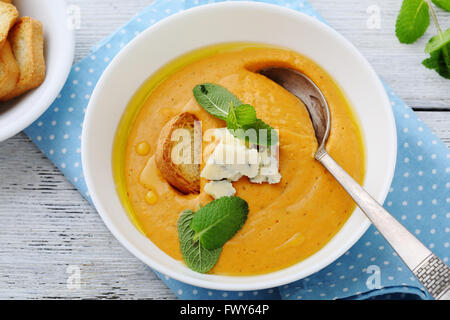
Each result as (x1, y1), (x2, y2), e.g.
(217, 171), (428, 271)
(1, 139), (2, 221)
(0, 0), (75, 142)
(82, 1), (397, 291)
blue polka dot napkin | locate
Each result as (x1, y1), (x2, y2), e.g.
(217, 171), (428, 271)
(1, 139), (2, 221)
(24, 0), (449, 300)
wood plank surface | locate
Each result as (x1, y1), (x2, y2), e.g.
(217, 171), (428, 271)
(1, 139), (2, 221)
(0, 0), (448, 299)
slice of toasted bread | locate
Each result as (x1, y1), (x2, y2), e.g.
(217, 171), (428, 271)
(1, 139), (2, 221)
(0, 39), (19, 98)
(0, 17), (45, 101)
(155, 112), (201, 194)
(0, 2), (18, 48)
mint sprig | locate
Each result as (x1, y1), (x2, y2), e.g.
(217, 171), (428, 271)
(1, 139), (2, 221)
(193, 83), (279, 145)
(177, 209), (222, 273)
(425, 29), (450, 54)
(227, 102), (278, 146)
(423, 47), (450, 78)
(190, 196), (249, 250)
(177, 197), (249, 273)
(227, 103), (257, 129)
(193, 83), (242, 121)
(423, 27), (450, 79)
(396, 0), (430, 44)
(395, 0), (450, 79)
(432, 0), (450, 12)
(246, 119), (279, 146)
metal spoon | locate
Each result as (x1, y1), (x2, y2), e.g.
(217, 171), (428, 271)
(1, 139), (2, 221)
(259, 67), (450, 300)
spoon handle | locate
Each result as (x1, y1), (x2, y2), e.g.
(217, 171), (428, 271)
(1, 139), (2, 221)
(316, 149), (450, 300)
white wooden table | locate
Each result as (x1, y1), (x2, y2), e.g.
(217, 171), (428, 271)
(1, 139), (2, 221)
(0, 0), (448, 299)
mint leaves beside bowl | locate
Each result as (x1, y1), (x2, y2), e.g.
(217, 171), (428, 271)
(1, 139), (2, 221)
(395, 0), (450, 79)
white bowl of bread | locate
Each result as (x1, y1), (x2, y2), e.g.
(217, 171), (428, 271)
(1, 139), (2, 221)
(0, 0), (74, 142)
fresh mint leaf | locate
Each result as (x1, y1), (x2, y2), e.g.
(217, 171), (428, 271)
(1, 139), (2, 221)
(425, 28), (450, 54)
(226, 101), (239, 130)
(394, 0), (449, 79)
(227, 111), (278, 146)
(422, 44), (450, 79)
(194, 83), (278, 145)
(227, 103), (261, 143)
(396, 0), (430, 44)
(190, 196), (249, 250)
(193, 83), (242, 121)
(178, 210), (222, 273)
(432, 0), (450, 12)
(235, 104), (257, 127)
(226, 103), (257, 130)
(244, 119), (279, 146)
(444, 44), (450, 66)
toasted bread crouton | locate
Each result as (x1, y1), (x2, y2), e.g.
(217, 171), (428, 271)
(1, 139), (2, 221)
(0, 1), (18, 48)
(155, 112), (201, 194)
(0, 40), (19, 99)
(0, 17), (45, 101)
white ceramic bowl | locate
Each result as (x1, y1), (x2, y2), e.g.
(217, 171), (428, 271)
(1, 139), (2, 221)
(82, 2), (397, 291)
(0, 0), (74, 142)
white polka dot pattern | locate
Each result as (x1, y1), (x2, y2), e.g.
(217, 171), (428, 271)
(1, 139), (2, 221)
(23, 0), (449, 300)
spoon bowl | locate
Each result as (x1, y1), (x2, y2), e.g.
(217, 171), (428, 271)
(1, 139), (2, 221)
(259, 67), (330, 152)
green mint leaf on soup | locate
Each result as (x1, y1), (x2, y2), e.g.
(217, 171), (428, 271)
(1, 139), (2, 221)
(396, 0), (430, 44)
(234, 104), (257, 127)
(190, 196), (249, 250)
(227, 102), (265, 143)
(177, 209), (222, 273)
(193, 83), (242, 121)
(226, 102), (252, 143)
(425, 28), (450, 54)
(226, 102), (257, 130)
(227, 104), (278, 146)
(247, 119), (279, 146)
(432, 0), (450, 12)
(226, 101), (239, 130)
(194, 83), (278, 145)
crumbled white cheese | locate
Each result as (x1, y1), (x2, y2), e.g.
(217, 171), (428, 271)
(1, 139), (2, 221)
(201, 128), (281, 198)
(201, 144), (259, 181)
(250, 151), (282, 184)
(204, 180), (236, 199)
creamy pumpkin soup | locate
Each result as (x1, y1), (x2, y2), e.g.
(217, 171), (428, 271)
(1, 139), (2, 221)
(113, 44), (365, 276)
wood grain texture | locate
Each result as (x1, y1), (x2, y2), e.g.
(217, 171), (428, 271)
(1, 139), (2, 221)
(0, 0), (448, 300)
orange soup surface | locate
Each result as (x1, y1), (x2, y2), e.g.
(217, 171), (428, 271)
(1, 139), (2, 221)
(116, 45), (365, 275)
